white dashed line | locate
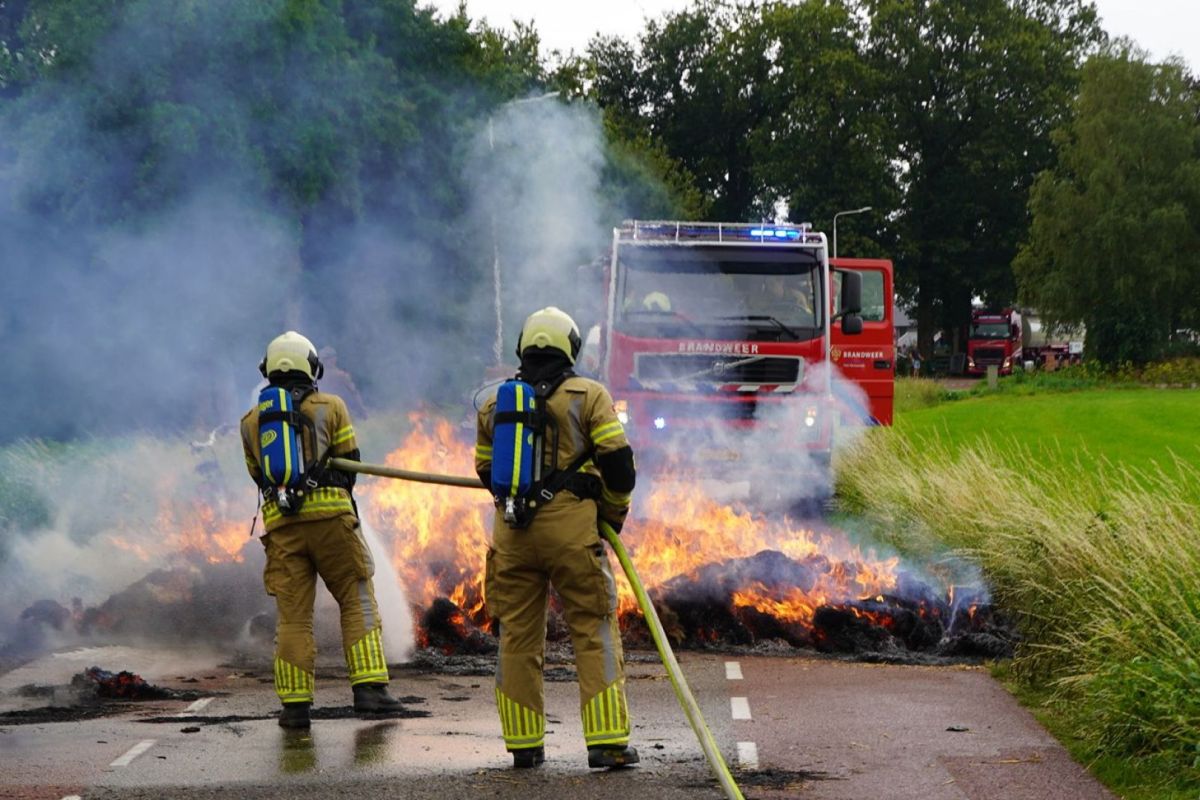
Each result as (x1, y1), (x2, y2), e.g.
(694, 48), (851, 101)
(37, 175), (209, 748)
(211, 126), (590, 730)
(176, 697), (213, 717)
(736, 741), (759, 769)
(730, 697), (752, 720)
(60, 795), (83, 800)
(109, 739), (156, 768)
(724, 661), (743, 680)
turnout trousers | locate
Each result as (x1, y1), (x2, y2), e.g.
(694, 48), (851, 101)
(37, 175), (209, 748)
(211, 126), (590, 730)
(261, 513), (389, 704)
(484, 496), (630, 752)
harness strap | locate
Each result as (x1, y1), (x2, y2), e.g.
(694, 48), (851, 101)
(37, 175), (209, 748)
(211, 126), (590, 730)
(259, 410), (310, 427)
(493, 410), (541, 427)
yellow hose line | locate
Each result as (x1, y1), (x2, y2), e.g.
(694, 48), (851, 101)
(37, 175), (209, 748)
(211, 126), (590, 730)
(600, 521), (745, 800)
(329, 457), (485, 489)
(330, 458), (744, 799)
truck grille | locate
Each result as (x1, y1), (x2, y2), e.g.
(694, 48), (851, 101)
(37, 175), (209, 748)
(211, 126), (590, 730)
(645, 395), (760, 422)
(635, 354), (801, 385)
(974, 347), (1006, 365)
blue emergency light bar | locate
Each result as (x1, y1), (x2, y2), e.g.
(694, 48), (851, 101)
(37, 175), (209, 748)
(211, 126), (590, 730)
(618, 220), (822, 245)
(748, 227), (802, 240)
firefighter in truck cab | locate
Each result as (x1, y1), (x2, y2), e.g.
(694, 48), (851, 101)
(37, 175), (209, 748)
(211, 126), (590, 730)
(475, 307), (640, 770)
(240, 331), (403, 729)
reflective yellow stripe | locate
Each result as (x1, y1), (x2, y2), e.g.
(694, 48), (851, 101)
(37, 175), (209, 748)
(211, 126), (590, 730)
(332, 425), (355, 446)
(495, 688), (545, 748)
(278, 388), (294, 485)
(509, 385), (526, 498)
(273, 657), (314, 703)
(601, 486), (632, 505)
(582, 681), (629, 745)
(591, 421), (624, 445)
(261, 487), (354, 526)
(475, 445), (492, 457)
(347, 628), (389, 684)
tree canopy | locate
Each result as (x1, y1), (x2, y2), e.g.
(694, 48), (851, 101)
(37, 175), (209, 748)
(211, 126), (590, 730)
(1016, 49), (1200, 365)
(585, 0), (1104, 357)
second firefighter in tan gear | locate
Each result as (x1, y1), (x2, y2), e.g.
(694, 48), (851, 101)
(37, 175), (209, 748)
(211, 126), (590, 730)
(476, 307), (639, 768)
(241, 331), (401, 728)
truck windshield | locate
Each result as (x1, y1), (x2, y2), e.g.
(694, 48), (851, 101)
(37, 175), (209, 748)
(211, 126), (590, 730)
(971, 322), (1011, 339)
(615, 245), (822, 340)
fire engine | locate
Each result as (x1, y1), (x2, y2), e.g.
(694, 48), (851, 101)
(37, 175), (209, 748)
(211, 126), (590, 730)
(584, 220), (894, 488)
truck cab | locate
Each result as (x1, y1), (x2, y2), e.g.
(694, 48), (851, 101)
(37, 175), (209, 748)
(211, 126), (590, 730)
(592, 221), (893, 482)
(967, 308), (1022, 376)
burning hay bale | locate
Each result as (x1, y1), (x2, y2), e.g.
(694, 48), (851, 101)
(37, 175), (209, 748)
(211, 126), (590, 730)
(418, 598), (496, 655)
(614, 550), (1015, 661)
(77, 666), (188, 700)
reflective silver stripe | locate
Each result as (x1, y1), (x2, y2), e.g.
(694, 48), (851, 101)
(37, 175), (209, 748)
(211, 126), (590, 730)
(357, 580), (376, 632)
(568, 394), (585, 460)
(312, 402), (329, 461)
(599, 615), (617, 684)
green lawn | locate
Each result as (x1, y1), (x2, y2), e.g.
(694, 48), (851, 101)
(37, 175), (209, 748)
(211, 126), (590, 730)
(838, 384), (1200, 799)
(895, 388), (1200, 479)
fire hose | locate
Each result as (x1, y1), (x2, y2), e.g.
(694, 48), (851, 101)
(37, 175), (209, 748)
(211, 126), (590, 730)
(328, 457), (746, 800)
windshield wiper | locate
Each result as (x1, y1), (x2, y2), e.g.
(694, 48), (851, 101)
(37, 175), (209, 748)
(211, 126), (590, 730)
(717, 314), (801, 341)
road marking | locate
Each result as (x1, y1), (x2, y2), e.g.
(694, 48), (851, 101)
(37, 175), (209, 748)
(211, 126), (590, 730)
(60, 796), (83, 800)
(724, 661), (743, 680)
(736, 741), (759, 769)
(730, 697), (751, 720)
(110, 740), (156, 768)
(176, 697), (212, 717)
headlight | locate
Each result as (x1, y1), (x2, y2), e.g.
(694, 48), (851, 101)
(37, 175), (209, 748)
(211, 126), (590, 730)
(804, 404), (818, 428)
(653, 416), (666, 430)
(614, 399), (629, 426)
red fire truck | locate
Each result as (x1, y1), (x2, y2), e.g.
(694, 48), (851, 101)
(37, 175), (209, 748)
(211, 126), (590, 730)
(585, 220), (894, 484)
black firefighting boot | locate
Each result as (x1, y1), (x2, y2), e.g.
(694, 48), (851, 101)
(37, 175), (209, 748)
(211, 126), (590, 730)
(352, 682), (403, 713)
(587, 745), (640, 768)
(511, 746), (545, 769)
(278, 702), (311, 729)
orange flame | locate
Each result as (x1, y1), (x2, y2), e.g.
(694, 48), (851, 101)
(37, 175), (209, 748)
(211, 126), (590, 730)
(360, 413), (490, 623)
(107, 495), (249, 565)
(360, 413), (904, 636)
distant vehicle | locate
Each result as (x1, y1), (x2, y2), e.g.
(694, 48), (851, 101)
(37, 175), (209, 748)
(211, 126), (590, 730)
(966, 307), (1083, 375)
(584, 220), (894, 486)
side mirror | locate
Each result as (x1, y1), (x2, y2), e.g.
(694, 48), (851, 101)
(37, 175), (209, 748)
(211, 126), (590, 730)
(839, 270), (862, 316)
(841, 314), (864, 335)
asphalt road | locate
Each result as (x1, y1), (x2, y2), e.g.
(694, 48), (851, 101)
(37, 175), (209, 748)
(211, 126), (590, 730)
(0, 646), (1115, 799)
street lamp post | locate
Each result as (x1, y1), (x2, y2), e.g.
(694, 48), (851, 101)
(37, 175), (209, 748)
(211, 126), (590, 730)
(490, 91), (562, 365)
(832, 206), (873, 259)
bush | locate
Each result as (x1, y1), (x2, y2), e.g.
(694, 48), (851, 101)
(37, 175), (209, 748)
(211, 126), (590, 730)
(1140, 358), (1200, 387)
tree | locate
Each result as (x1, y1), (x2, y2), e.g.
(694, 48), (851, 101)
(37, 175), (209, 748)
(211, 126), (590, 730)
(1015, 49), (1200, 365)
(864, 0), (1101, 358)
(588, 2), (775, 221)
(748, 0), (898, 255)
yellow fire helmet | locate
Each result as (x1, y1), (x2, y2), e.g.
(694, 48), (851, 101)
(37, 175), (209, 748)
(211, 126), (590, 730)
(259, 331), (324, 379)
(641, 291), (671, 312)
(516, 306), (582, 364)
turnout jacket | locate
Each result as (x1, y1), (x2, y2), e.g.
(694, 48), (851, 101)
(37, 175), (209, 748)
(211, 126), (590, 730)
(240, 389), (358, 533)
(475, 375), (634, 530)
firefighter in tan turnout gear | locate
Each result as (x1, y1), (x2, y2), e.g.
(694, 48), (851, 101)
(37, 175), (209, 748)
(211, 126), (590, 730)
(240, 331), (402, 729)
(476, 307), (639, 769)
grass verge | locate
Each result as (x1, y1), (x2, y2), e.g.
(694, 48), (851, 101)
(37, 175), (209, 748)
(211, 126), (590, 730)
(837, 390), (1200, 796)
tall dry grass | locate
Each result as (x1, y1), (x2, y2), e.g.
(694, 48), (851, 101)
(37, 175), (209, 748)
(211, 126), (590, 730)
(836, 429), (1200, 774)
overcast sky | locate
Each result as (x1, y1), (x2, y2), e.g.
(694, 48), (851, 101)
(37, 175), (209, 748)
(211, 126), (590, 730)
(426, 0), (1199, 70)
